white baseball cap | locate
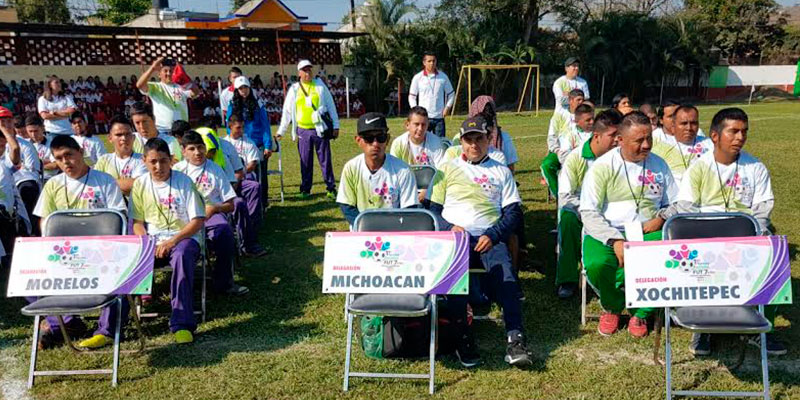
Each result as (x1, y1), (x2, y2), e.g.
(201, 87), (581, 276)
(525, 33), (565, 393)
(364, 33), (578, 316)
(297, 59), (313, 71)
(233, 76), (250, 89)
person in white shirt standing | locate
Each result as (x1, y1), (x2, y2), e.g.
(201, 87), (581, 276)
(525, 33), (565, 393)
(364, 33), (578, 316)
(136, 57), (199, 135)
(552, 57), (590, 113)
(408, 51), (455, 138)
(219, 67), (243, 123)
(37, 75), (77, 139)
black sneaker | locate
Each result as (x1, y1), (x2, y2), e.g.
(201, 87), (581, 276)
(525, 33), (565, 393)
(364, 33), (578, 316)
(219, 284), (250, 296)
(689, 333), (711, 356)
(557, 283), (577, 299)
(455, 330), (481, 368)
(505, 331), (533, 367)
(748, 334), (788, 356)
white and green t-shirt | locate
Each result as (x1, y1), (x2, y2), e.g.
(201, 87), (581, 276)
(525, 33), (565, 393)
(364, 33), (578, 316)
(4, 137), (41, 185)
(389, 131), (445, 168)
(94, 153), (147, 180)
(677, 150), (773, 214)
(547, 108), (574, 153)
(558, 139), (597, 213)
(336, 154), (418, 212)
(224, 135), (262, 166)
(133, 132), (183, 161)
(443, 145), (507, 166)
(429, 157), (521, 236)
(451, 131), (518, 166)
(558, 126), (592, 161)
(130, 171), (205, 244)
(173, 159), (236, 206)
(33, 169), (126, 220)
(72, 135), (107, 166)
(579, 147), (678, 231)
(552, 75), (589, 112)
(143, 82), (192, 132)
(651, 133), (713, 184)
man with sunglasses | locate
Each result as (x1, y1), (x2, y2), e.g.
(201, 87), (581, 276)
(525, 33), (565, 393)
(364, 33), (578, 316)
(337, 112), (418, 228)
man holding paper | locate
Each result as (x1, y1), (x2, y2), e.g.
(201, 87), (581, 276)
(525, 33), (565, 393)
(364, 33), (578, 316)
(676, 107), (785, 356)
(580, 112), (678, 338)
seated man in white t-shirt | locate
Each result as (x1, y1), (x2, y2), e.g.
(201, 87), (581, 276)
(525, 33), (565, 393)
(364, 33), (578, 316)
(651, 104), (713, 185)
(557, 103), (594, 162)
(390, 106), (445, 168)
(337, 112), (418, 228)
(129, 101), (182, 163)
(428, 116), (531, 369)
(676, 107), (785, 356)
(70, 111), (107, 166)
(94, 115), (147, 197)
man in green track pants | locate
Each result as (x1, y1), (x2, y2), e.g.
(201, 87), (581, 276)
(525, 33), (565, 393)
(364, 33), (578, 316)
(541, 89), (584, 197)
(555, 110), (621, 298)
(579, 112), (678, 338)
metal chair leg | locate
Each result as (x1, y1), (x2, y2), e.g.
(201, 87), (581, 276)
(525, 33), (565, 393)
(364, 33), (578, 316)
(665, 307), (673, 400)
(343, 311), (354, 391)
(126, 295), (146, 353)
(580, 270), (587, 326)
(652, 311), (664, 366)
(758, 305), (770, 400)
(429, 295), (437, 395)
(201, 255), (207, 323)
(111, 298), (122, 387)
(28, 315), (40, 388)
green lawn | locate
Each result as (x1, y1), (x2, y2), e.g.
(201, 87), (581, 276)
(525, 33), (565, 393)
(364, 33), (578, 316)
(1, 102), (799, 399)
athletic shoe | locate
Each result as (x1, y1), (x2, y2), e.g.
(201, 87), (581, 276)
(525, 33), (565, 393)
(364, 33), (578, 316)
(505, 331), (533, 367)
(219, 284), (250, 296)
(174, 330), (193, 344)
(455, 330), (481, 368)
(627, 316), (649, 338)
(326, 190), (337, 200)
(689, 333), (711, 356)
(598, 312), (620, 336)
(78, 334), (111, 349)
(557, 283), (577, 299)
(539, 177), (547, 186)
(243, 247), (269, 258)
(747, 334), (788, 356)
(298, 192), (311, 200)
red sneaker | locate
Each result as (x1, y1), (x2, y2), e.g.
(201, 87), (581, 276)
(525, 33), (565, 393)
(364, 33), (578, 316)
(628, 316), (649, 338)
(598, 312), (620, 336)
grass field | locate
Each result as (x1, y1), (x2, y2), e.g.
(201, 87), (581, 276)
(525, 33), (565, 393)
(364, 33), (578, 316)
(1, 102), (799, 400)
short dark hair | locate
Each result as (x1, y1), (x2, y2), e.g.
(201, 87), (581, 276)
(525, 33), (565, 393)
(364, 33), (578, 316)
(408, 106), (428, 120)
(611, 93), (629, 109)
(171, 120), (191, 139)
(594, 109), (622, 133)
(574, 103), (594, 118)
(49, 134), (81, 152)
(230, 66), (243, 75)
(227, 113), (244, 125)
(129, 101), (154, 118)
(108, 114), (131, 131)
(658, 99), (680, 119)
(423, 51), (436, 59)
(144, 137), (170, 157)
(673, 104), (698, 118)
(24, 113), (43, 127)
(69, 111), (85, 123)
(710, 107), (748, 135)
(180, 131), (205, 148)
(568, 89), (585, 99)
(13, 115), (25, 129)
(198, 116), (219, 130)
(619, 111), (652, 135)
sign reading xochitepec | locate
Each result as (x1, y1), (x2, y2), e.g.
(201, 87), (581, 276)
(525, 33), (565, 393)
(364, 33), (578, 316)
(624, 236), (791, 308)
(322, 231), (469, 295)
(7, 235), (156, 297)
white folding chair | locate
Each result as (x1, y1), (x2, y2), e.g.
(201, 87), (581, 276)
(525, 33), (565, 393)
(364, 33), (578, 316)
(343, 209), (439, 395)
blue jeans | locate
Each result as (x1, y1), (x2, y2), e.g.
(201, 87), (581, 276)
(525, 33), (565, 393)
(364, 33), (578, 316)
(428, 118), (446, 138)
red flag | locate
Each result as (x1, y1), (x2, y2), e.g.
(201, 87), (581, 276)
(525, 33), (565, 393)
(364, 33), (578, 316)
(172, 63), (191, 86)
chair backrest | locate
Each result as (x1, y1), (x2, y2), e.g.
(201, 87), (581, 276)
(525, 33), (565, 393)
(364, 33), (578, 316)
(411, 165), (436, 191)
(354, 209), (438, 233)
(662, 212), (759, 241)
(43, 209), (126, 237)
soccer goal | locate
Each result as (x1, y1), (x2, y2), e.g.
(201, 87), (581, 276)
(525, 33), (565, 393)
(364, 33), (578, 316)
(449, 64), (541, 120)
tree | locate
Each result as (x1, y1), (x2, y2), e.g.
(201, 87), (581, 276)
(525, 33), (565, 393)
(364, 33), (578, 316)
(230, 0), (250, 12)
(95, 0), (150, 25)
(12, 0), (71, 24)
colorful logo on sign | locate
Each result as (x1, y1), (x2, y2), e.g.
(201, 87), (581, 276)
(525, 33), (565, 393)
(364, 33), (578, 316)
(665, 244), (708, 275)
(47, 240), (86, 268)
(360, 236), (400, 267)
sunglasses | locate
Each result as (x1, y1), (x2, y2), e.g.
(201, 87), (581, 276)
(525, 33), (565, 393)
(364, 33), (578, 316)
(360, 133), (389, 144)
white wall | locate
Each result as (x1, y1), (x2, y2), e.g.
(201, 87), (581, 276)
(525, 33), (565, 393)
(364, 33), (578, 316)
(727, 65), (796, 86)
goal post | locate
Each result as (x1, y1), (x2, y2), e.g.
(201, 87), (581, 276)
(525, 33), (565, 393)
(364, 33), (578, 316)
(449, 64), (540, 122)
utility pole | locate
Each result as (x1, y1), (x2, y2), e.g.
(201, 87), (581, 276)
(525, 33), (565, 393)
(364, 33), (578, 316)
(350, 0), (356, 29)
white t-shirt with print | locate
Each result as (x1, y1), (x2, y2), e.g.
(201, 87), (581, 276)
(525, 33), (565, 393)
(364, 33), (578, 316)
(33, 169), (126, 220)
(676, 150), (773, 213)
(336, 154), (418, 212)
(130, 171), (205, 244)
(389, 131), (445, 168)
(37, 95), (77, 134)
(133, 132), (183, 161)
(429, 157), (521, 237)
(4, 137), (41, 185)
(579, 147), (678, 231)
(72, 135), (108, 166)
(651, 133), (713, 184)
(552, 75), (590, 112)
(94, 153), (147, 180)
(224, 135), (262, 166)
(443, 145), (508, 166)
(173, 159), (236, 205)
(31, 139), (56, 180)
(219, 138), (245, 180)
(142, 82), (192, 132)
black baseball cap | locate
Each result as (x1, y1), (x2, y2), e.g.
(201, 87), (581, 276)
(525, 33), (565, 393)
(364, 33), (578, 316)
(460, 116), (488, 137)
(564, 56), (580, 67)
(357, 112), (388, 135)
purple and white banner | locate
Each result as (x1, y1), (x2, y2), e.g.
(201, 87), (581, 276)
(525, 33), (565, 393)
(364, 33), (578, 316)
(624, 236), (791, 308)
(323, 231), (469, 295)
(6, 235), (155, 297)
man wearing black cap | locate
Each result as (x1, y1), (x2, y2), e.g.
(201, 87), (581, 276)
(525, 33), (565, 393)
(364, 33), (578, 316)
(337, 112), (419, 227)
(427, 116), (532, 368)
(553, 57), (589, 113)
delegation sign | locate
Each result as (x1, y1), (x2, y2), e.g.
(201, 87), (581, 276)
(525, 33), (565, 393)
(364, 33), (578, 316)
(323, 231), (469, 295)
(625, 236), (791, 308)
(7, 235), (155, 297)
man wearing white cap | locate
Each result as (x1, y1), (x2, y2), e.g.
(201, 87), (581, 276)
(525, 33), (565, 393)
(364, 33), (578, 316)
(276, 59), (340, 200)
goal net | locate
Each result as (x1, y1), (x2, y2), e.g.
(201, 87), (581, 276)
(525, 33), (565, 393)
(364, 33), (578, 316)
(449, 64), (540, 120)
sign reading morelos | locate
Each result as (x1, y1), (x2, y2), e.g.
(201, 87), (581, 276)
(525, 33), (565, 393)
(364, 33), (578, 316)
(7, 235), (155, 297)
(323, 231), (469, 295)
(624, 236), (791, 308)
